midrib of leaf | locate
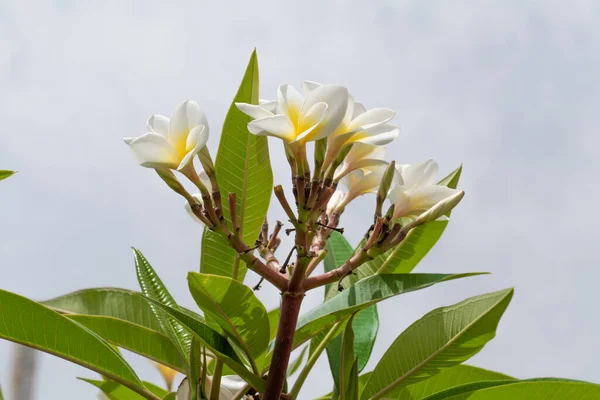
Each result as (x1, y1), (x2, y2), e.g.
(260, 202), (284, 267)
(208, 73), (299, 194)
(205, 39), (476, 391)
(368, 290), (512, 400)
(191, 279), (259, 374)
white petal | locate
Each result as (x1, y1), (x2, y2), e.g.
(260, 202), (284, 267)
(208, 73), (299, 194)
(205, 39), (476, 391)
(349, 108), (395, 132)
(352, 101), (366, 119)
(259, 99), (278, 114)
(344, 143), (382, 165)
(327, 190), (346, 215)
(199, 170), (212, 191)
(219, 376), (247, 400)
(302, 80), (322, 94)
(355, 124), (400, 146)
(301, 85), (348, 139)
(293, 102), (328, 143)
(127, 132), (179, 169)
(390, 187), (411, 218)
(176, 378), (190, 400)
(184, 194), (205, 225)
(146, 114), (170, 136)
(169, 100), (208, 146)
(123, 137), (135, 145)
(236, 102), (274, 120)
(248, 115), (296, 141)
(402, 159), (439, 188)
(178, 125), (208, 170)
(277, 84), (304, 120)
(410, 185), (461, 212)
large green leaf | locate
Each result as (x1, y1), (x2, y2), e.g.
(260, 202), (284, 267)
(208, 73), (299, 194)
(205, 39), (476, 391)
(281, 273), (480, 358)
(69, 315), (187, 372)
(43, 288), (164, 332)
(133, 248), (190, 359)
(430, 380), (600, 400)
(188, 272), (269, 371)
(200, 50), (273, 281)
(140, 296), (265, 392)
(267, 307), (280, 342)
(394, 364), (512, 399)
(339, 315), (356, 400)
(0, 289), (149, 397)
(361, 289), (513, 400)
(0, 170), (16, 181)
(80, 378), (169, 400)
(349, 166), (462, 283)
(324, 232), (379, 389)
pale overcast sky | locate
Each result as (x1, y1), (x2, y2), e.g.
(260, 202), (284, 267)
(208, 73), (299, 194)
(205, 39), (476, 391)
(1, 1), (599, 399)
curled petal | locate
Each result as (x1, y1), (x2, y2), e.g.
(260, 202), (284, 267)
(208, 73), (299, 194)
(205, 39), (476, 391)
(248, 114), (296, 142)
(236, 102), (274, 119)
(177, 125), (208, 170)
(302, 80), (322, 94)
(301, 85), (349, 140)
(294, 102), (328, 143)
(355, 123), (400, 146)
(126, 132), (179, 169)
(277, 84), (304, 120)
(146, 114), (170, 136)
(409, 185), (462, 213)
(327, 190), (346, 215)
(169, 101), (208, 148)
(259, 99), (278, 113)
(390, 187), (412, 218)
(397, 159), (438, 189)
(349, 108), (395, 132)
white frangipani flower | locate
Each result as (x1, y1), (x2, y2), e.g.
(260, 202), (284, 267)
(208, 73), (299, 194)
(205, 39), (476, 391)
(124, 101), (209, 171)
(333, 143), (387, 181)
(303, 81), (399, 170)
(177, 375), (246, 400)
(327, 165), (387, 214)
(326, 190), (346, 215)
(235, 83), (349, 145)
(389, 159), (462, 219)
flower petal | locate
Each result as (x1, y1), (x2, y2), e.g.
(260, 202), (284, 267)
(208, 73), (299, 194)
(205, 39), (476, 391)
(184, 194), (205, 225)
(247, 115), (296, 141)
(409, 185), (461, 213)
(302, 80), (322, 94)
(126, 132), (179, 169)
(355, 123), (400, 146)
(146, 114), (170, 136)
(352, 101), (366, 119)
(219, 376), (247, 399)
(260, 99), (278, 113)
(177, 125), (208, 170)
(277, 84), (304, 121)
(169, 101), (208, 148)
(349, 108), (395, 132)
(236, 102), (274, 120)
(390, 187), (411, 218)
(301, 85), (348, 140)
(293, 102), (328, 143)
(400, 159), (439, 188)
(327, 190), (346, 215)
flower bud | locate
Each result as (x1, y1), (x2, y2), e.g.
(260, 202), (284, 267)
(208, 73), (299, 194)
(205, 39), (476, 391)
(375, 161), (395, 217)
(314, 138), (327, 171)
(197, 147), (215, 179)
(415, 190), (465, 225)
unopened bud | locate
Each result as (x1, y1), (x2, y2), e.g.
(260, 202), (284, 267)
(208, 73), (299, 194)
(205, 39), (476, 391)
(375, 161), (395, 217)
(155, 168), (195, 203)
(416, 190), (465, 225)
(314, 138), (327, 167)
(384, 203), (396, 221)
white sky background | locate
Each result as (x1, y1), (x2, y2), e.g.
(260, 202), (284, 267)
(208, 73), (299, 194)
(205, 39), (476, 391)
(1, 0), (599, 398)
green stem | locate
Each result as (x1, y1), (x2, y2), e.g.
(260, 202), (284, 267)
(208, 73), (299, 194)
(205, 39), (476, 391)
(289, 322), (342, 399)
(231, 255), (240, 281)
(209, 359), (223, 400)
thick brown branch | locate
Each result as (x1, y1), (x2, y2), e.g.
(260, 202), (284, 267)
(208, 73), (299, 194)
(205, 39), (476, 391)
(302, 251), (371, 291)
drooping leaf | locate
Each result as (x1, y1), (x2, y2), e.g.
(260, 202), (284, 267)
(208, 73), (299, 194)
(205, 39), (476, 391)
(324, 232), (379, 386)
(200, 50), (273, 281)
(267, 307), (280, 342)
(361, 289), (514, 400)
(140, 296), (265, 392)
(80, 378), (168, 400)
(43, 288), (164, 332)
(133, 248), (191, 359)
(394, 364), (513, 399)
(288, 273), (481, 356)
(426, 379), (600, 400)
(68, 315), (187, 372)
(0, 170), (16, 181)
(0, 289), (146, 396)
(339, 315), (356, 400)
(287, 346), (308, 377)
(349, 165), (463, 283)
(187, 272), (269, 371)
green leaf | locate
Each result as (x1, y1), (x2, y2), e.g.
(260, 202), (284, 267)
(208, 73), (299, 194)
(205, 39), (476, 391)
(0, 170), (16, 181)
(133, 248), (191, 360)
(140, 295), (265, 392)
(429, 380), (600, 400)
(68, 315), (187, 372)
(80, 378), (169, 400)
(187, 272), (269, 372)
(267, 307), (280, 342)
(188, 337), (203, 400)
(345, 359), (360, 400)
(43, 288), (164, 332)
(287, 346), (308, 377)
(162, 394), (177, 400)
(394, 364), (513, 399)
(350, 165), (463, 281)
(0, 382), (4, 400)
(289, 273), (481, 356)
(324, 232), (379, 386)
(339, 315), (356, 400)
(201, 50), (273, 281)
(360, 289), (514, 400)
(0, 289), (146, 396)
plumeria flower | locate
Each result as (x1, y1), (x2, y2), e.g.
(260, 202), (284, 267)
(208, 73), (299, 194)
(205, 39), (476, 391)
(177, 375), (246, 400)
(389, 159), (462, 220)
(124, 101), (209, 171)
(154, 362), (178, 391)
(235, 83), (349, 147)
(184, 172), (212, 225)
(333, 143), (387, 182)
(303, 81), (400, 171)
(327, 165), (388, 214)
